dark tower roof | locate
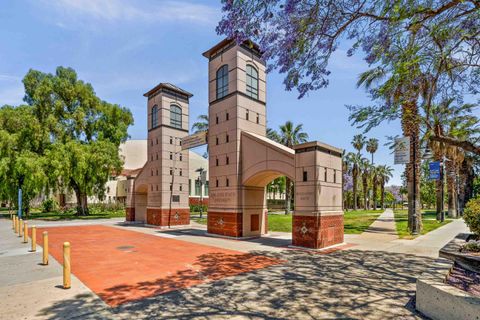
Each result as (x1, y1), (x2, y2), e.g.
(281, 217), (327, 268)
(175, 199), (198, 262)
(143, 82), (193, 99)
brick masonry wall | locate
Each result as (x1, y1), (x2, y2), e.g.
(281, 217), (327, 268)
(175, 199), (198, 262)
(146, 208), (190, 226)
(292, 214), (344, 249)
(207, 211), (243, 237)
(125, 208), (135, 222)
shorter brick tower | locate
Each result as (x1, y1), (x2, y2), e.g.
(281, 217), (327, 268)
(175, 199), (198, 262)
(126, 83), (192, 226)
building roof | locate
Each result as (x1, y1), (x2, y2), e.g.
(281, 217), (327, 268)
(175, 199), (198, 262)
(202, 38), (262, 59)
(143, 82), (193, 98)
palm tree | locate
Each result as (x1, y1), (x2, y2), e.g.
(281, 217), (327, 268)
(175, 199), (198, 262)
(345, 152), (362, 210)
(266, 127), (280, 142)
(377, 165), (393, 210)
(352, 134), (366, 155)
(359, 158), (371, 210)
(371, 166), (380, 210)
(366, 138), (379, 164)
(278, 121), (309, 214)
(357, 65), (423, 234)
(191, 114), (208, 133)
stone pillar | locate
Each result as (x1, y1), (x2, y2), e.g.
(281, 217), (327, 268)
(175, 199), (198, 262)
(293, 142), (344, 249)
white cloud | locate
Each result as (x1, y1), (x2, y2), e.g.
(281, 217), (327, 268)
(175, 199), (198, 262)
(40, 0), (219, 26)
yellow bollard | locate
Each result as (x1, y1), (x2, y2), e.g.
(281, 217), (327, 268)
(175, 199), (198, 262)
(14, 216), (18, 234)
(18, 219), (23, 238)
(23, 221), (28, 243)
(42, 231), (48, 265)
(31, 226), (36, 252)
(63, 242), (71, 289)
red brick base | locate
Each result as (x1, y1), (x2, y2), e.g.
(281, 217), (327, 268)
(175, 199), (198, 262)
(292, 214), (344, 249)
(125, 208), (135, 222)
(146, 208), (190, 226)
(207, 211), (243, 237)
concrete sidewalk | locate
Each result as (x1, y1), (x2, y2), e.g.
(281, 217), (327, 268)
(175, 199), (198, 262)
(0, 218), (112, 319)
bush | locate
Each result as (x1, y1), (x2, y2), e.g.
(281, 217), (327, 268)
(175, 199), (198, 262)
(190, 204), (207, 213)
(463, 197), (480, 236)
(41, 198), (58, 213)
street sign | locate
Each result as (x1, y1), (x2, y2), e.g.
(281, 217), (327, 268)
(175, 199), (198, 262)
(394, 137), (410, 164)
(181, 131), (207, 150)
(429, 161), (441, 180)
(201, 170), (207, 184)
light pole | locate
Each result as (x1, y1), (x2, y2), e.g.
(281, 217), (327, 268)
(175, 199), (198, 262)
(195, 168), (205, 219)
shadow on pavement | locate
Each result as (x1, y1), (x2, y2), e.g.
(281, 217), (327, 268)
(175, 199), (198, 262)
(38, 249), (432, 319)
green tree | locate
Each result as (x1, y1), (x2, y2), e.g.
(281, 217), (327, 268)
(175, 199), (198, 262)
(351, 134), (366, 155)
(345, 152), (362, 211)
(278, 121), (309, 214)
(23, 67), (133, 215)
(359, 158), (371, 210)
(191, 114), (209, 133)
(377, 165), (394, 210)
(366, 138), (379, 164)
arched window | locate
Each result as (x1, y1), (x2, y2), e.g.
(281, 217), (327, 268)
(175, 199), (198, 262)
(151, 105), (158, 128)
(216, 64), (229, 99)
(246, 64), (258, 99)
(170, 105), (182, 129)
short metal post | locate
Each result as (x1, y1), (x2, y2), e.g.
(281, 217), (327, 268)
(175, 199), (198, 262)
(15, 216), (19, 234)
(23, 221), (28, 243)
(18, 219), (23, 238)
(31, 226), (36, 252)
(63, 242), (71, 289)
(42, 231), (48, 265)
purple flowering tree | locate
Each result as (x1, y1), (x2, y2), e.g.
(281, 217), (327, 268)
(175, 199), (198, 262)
(217, 0), (480, 234)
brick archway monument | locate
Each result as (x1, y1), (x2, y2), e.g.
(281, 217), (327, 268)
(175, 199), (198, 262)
(203, 39), (344, 249)
(126, 39), (344, 249)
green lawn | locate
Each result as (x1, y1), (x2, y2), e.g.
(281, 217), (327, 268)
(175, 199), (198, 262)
(191, 210), (383, 234)
(393, 209), (452, 239)
(268, 210), (382, 234)
(191, 216), (207, 225)
(13, 208), (126, 221)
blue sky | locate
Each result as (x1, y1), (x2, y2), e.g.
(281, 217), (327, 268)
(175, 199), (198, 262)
(0, 0), (406, 185)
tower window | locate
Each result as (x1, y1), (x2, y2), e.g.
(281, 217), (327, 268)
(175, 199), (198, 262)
(333, 170), (337, 183)
(180, 169), (183, 176)
(226, 134), (229, 143)
(151, 105), (158, 128)
(216, 115), (219, 124)
(170, 137), (173, 144)
(170, 105), (182, 129)
(226, 112), (229, 121)
(216, 158), (219, 166)
(256, 113), (260, 124)
(226, 178), (229, 187)
(180, 184), (183, 191)
(170, 168), (173, 175)
(226, 156), (229, 165)
(246, 65), (259, 99)
(179, 154), (183, 161)
(324, 168), (328, 181)
(303, 171), (308, 182)
(216, 137), (219, 145)
(216, 179), (219, 187)
(216, 64), (229, 99)
(170, 184), (173, 191)
(151, 170), (153, 176)
(170, 152), (173, 160)
(156, 185), (158, 191)
(246, 110), (249, 121)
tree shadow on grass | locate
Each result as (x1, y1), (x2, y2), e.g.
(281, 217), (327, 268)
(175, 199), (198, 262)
(39, 249), (432, 319)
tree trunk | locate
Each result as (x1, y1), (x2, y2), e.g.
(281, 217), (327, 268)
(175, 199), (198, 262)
(372, 177), (378, 210)
(285, 177), (292, 215)
(362, 177), (368, 210)
(72, 180), (89, 216)
(402, 102), (422, 234)
(445, 161), (457, 218)
(353, 173), (358, 211)
(380, 182), (385, 210)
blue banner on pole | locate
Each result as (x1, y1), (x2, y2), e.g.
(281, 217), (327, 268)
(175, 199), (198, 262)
(429, 161), (441, 180)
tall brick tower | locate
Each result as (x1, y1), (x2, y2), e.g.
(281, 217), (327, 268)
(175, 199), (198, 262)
(203, 39), (267, 237)
(126, 83), (192, 226)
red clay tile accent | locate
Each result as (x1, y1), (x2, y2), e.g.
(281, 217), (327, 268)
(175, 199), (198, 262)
(125, 208), (135, 222)
(292, 214), (344, 249)
(33, 225), (282, 307)
(146, 208), (190, 226)
(207, 211), (243, 237)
